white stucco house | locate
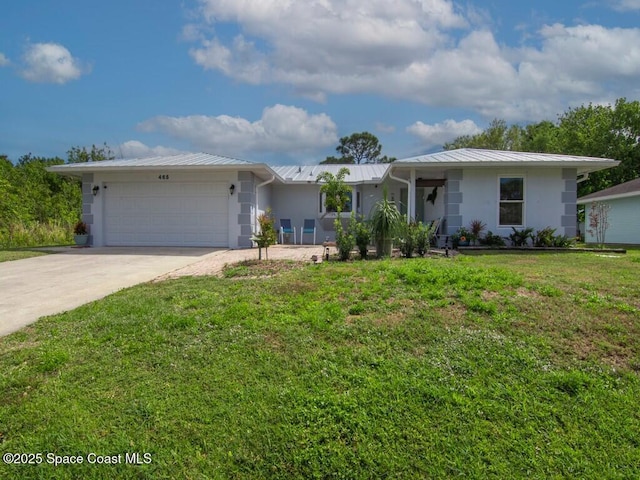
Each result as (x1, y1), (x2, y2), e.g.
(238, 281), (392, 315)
(49, 149), (618, 248)
(577, 177), (640, 245)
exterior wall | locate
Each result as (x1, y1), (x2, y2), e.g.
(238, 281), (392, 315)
(561, 168), (578, 237)
(270, 181), (392, 243)
(584, 196), (640, 244)
(236, 171), (255, 248)
(271, 183), (328, 242)
(89, 170), (240, 248)
(444, 169), (463, 235)
(81, 173), (95, 244)
(256, 182), (272, 225)
(458, 167), (572, 238)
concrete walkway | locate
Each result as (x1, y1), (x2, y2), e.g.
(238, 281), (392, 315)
(0, 245), (323, 337)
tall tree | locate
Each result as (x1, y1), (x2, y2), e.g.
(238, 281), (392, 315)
(321, 132), (395, 164)
(443, 98), (640, 196)
(67, 142), (115, 163)
(554, 99), (639, 195)
(444, 119), (526, 151)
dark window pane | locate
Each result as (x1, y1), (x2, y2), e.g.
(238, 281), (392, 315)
(500, 178), (523, 200)
(345, 191), (353, 212)
(499, 202), (523, 225)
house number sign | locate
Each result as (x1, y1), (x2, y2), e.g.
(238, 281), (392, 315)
(158, 175), (169, 180)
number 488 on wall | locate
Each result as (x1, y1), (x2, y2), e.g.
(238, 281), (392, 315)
(158, 174), (169, 180)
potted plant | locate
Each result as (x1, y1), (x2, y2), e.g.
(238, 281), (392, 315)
(73, 221), (89, 246)
(370, 187), (402, 258)
(451, 227), (471, 248)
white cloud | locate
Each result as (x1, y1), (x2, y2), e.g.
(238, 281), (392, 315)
(21, 42), (88, 84)
(117, 141), (188, 158)
(137, 104), (338, 157)
(375, 122), (396, 134)
(190, 0), (466, 97)
(407, 119), (482, 149)
(609, 0), (640, 11)
(187, 0), (640, 122)
(0, 53), (9, 67)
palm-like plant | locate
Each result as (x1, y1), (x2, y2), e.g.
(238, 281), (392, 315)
(370, 187), (402, 258)
(316, 167), (351, 213)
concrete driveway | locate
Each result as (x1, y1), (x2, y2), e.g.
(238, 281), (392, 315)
(0, 247), (221, 337)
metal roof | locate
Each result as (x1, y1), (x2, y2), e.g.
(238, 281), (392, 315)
(577, 177), (640, 203)
(48, 149), (619, 180)
(48, 152), (256, 173)
(397, 148), (619, 172)
(272, 164), (390, 183)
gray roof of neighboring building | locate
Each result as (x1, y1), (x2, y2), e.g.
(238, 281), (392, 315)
(397, 148), (618, 173)
(272, 164), (389, 184)
(577, 177), (640, 203)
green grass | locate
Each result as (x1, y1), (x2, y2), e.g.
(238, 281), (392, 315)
(1, 253), (639, 479)
(0, 221), (73, 249)
(0, 249), (48, 263)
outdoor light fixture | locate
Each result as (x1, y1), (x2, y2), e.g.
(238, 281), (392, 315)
(92, 185), (100, 196)
(229, 184), (235, 195)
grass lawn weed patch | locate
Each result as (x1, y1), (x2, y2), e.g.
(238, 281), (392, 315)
(0, 250), (48, 263)
(1, 255), (639, 478)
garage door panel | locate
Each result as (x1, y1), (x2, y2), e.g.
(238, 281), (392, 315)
(105, 182), (228, 247)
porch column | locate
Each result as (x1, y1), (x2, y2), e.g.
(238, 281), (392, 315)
(409, 169), (416, 221)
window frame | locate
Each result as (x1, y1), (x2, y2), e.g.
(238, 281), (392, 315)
(319, 188), (355, 215)
(497, 175), (525, 227)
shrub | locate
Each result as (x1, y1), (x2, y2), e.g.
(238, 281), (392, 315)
(415, 221), (436, 257)
(335, 214), (356, 261)
(534, 227), (575, 248)
(73, 221), (88, 235)
(397, 219), (418, 258)
(468, 219), (487, 244)
(253, 209), (277, 260)
(351, 217), (371, 260)
(552, 234), (575, 248)
(509, 227), (534, 246)
(479, 231), (506, 247)
(534, 227), (556, 247)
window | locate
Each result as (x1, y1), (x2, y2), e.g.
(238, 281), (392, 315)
(499, 176), (524, 226)
(319, 190), (353, 214)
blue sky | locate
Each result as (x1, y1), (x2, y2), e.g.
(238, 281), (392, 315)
(1, 0), (639, 165)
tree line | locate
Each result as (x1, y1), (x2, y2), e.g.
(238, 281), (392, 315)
(444, 98), (640, 197)
(0, 144), (113, 247)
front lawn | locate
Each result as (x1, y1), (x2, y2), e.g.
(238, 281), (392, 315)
(0, 250), (47, 263)
(1, 252), (639, 479)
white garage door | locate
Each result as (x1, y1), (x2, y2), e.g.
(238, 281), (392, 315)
(104, 182), (228, 247)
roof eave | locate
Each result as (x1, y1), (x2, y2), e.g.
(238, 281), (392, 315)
(47, 163), (278, 177)
(577, 190), (640, 204)
(393, 160), (619, 173)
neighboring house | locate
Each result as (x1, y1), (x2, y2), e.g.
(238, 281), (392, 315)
(49, 149), (618, 248)
(577, 177), (640, 245)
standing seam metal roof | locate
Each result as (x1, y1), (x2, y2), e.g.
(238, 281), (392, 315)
(49, 152), (256, 169)
(271, 164), (390, 183)
(397, 148), (618, 164)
